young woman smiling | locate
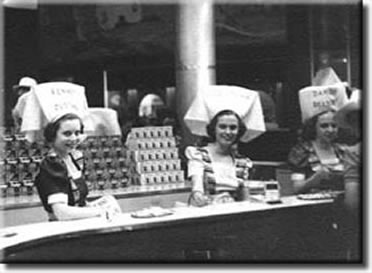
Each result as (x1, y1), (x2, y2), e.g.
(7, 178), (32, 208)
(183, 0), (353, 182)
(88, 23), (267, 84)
(288, 109), (347, 194)
(185, 110), (253, 207)
(35, 113), (105, 221)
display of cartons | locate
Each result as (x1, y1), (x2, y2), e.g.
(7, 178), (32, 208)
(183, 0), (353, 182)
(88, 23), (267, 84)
(126, 126), (185, 186)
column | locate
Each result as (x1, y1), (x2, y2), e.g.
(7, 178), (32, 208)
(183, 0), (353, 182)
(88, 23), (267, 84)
(175, 0), (216, 147)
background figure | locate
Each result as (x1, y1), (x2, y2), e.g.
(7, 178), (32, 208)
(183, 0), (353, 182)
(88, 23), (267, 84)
(186, 110), (252, 207)
(288, 110), (346, 194)
(11, 76), (37, 132)
(137, 93), (165, 126)
(335, 88), (362, 261)
(35, 113), (106, 221)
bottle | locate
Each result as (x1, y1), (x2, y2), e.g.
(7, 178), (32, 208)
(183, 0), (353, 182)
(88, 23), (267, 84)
(237, 181), (250, 201)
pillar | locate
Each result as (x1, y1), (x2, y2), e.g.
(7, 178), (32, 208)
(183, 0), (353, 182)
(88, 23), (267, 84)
(175, 0), (215, 147)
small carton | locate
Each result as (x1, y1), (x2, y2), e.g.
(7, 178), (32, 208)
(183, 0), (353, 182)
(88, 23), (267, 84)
(163, 126), (173, 137)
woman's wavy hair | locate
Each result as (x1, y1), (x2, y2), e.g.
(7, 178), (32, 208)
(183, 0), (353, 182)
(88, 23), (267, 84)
(206, 109), (246, 144)
(44, 113), (84, 143)
(300, 109), (337, 141)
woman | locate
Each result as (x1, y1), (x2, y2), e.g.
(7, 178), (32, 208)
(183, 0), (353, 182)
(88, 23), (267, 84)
(335, 88), (362, 261)
(335, 89), (362, 211)
(35, 113), (106, 221)
(11, 76), (37, 132)
(288, 109), (346, 194)
(186, 110), (252, 207)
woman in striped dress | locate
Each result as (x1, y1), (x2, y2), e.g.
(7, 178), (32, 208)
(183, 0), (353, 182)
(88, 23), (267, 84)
(185, 110), (253, 207)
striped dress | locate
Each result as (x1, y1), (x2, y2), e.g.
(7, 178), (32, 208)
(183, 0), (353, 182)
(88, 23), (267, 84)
(185, 146), (252, 196)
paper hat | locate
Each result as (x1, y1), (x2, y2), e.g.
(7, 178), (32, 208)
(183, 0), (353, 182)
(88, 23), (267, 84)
(334, 89), (362, 129)
(312, 67), (342, 86)
(13, 77), (37, 91)
(138, 94), (165, 117)
(20, 82), (93, 142)
(184, 85), (266, 143)
(88, 108), (122, 136)
(298, 82), (348, 123)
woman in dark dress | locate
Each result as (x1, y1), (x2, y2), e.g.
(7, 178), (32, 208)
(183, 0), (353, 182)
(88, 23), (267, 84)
(35, 113), (104, 221)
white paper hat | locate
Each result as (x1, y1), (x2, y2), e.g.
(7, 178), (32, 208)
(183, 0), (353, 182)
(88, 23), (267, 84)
(88, 108), (122, 136)
(20, 82), (94, 142)
(298, 82), (348, 123)
(312, 67), (342, 86)
(334, 89), (362, 129)
(13, 76), (37, 90)
(184, 85), (266, 143)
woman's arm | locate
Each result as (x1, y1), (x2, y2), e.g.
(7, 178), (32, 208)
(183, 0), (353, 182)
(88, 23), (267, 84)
(343, 144), (361, 212)
(188, 174), (210, 207)
(288, 141), (334, 194)
(185, 146), (209, 206)
(51, 203), (103, 221)
(292, 167), (332, 194)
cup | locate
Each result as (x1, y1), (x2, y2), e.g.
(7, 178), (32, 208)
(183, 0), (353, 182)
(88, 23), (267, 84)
(291, 173), (305, 182)
(291, 173), (305, 194)
(237, 181), (250, 201)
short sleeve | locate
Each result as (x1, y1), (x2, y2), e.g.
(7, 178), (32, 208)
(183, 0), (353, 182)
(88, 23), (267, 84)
(185, 146), (206, 192)
(35, 155), (70, 213)
(343, 144), (361, 184)
(287, 142), (311, 172)
(185, 146), (205, 178)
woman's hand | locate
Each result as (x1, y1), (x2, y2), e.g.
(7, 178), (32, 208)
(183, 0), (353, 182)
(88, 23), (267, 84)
(189, 191), (210, 207)
(313, 166), (333, 184)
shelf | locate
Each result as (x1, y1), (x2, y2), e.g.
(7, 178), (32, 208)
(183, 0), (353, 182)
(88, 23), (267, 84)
(0, 182), (192, 211)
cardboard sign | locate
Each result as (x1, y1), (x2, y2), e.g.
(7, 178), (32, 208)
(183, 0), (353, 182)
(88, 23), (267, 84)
(34, 82), (90, 122)
(299, 82), (348, 122)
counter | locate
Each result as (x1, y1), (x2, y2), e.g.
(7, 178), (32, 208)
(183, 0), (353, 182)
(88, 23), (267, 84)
(0, 183), (191, 227)
(0, 195), (349, 263)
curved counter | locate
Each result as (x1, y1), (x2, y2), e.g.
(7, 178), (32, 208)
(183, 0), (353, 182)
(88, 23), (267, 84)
(0, 196), (348, 263)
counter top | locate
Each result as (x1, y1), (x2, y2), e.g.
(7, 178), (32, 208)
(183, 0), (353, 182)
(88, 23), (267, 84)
(0, 182), (191, 210)
(0, 195), (335, 253)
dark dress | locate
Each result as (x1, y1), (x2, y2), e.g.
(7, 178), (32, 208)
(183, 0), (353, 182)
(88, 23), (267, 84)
(287, 140), (347, 192)
(35, 150), (88, 220)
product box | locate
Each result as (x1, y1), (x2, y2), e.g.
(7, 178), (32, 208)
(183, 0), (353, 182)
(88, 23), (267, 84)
(163, 126), (173, 138)
(135, 173), (152, 185)
(149, 173), (158, 184)
(175, 170), (185, 182)
(130, 150), (147, 161)
(128, 127), (144, 139)
(170, 159), (181, 170)
(147, 149), (157, 161)
(120, 176), (129, 187)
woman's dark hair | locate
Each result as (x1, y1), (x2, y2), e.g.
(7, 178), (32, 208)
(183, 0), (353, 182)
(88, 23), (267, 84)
(44, 113), (84, 143)
(301, 109), (336, 141)
(206, 110), (246, 143)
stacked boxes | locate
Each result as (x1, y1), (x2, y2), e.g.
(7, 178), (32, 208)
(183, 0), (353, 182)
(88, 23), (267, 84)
(0, 130), (46, 197)
(79, 135), (129, 191)
(126, 126), (185, 186)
